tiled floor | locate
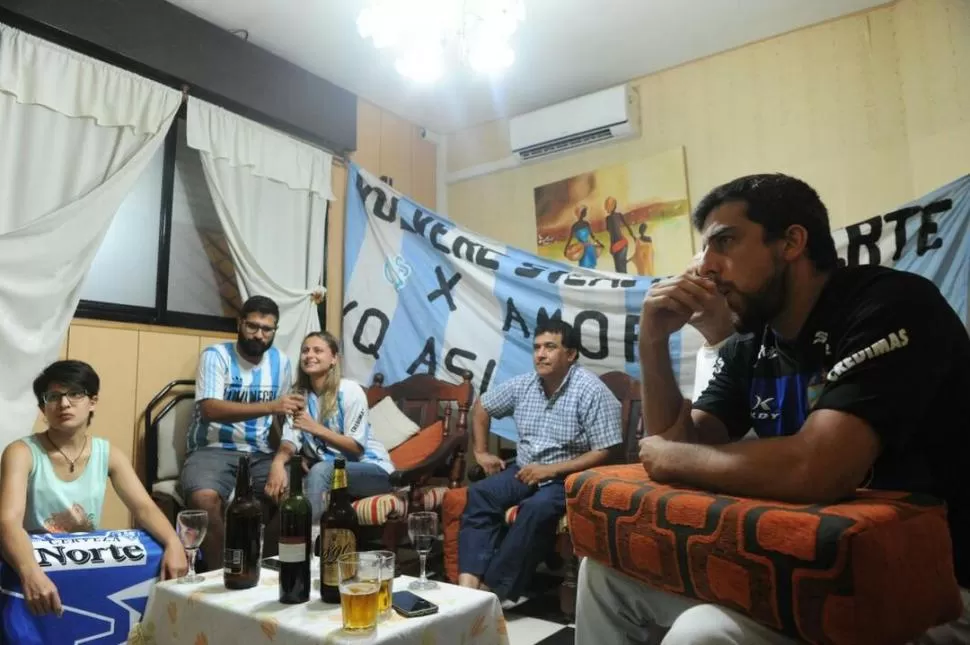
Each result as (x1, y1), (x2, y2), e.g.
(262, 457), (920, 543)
(506, 616), (574, 644)
(404, 545), (576, 643)
(501, 572), (575, 644)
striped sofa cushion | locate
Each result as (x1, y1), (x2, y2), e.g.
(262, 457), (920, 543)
(352, 491), (407, 526)
(420, 486), (448, 512)
(566, 464), (963, 645)
(352, 486), (449, 526)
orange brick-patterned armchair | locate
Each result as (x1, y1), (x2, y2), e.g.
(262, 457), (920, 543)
(442, 370), (642, 618)
(566, 464), (963, 644)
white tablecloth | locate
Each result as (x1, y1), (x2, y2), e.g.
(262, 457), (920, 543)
(128, 562), (509, 645)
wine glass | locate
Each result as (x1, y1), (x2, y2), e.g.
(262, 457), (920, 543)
(407, 512), (438, 590)
(176, 510), (208, 583)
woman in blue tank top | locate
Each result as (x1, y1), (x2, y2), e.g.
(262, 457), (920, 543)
(0, 360), (187, 617)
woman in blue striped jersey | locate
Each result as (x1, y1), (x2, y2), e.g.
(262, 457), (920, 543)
(266, 332), (394, 521)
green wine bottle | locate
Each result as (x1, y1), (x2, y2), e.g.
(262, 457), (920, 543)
(278, 456), (311, 603)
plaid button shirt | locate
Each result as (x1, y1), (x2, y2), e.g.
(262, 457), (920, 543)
(482, 364), (622, 467)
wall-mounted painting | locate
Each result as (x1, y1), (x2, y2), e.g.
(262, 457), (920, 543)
(533, 147), (692, 276)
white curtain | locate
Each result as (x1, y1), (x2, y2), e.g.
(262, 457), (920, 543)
(0, 24), (181, 453)
(185, 97), (332, 364)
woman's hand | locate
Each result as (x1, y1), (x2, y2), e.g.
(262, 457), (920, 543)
(21, 568), (62, 617)
(160, 544), (189, 581)
(292, 410), (321, 434)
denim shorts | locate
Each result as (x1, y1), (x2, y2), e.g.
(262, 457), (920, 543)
(178, 446), (275, 501)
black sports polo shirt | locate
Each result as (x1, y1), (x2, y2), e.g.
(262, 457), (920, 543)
(694, 265), (970, 587)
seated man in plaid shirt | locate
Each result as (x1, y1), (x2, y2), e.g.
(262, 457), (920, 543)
(458, 320), (622, 602)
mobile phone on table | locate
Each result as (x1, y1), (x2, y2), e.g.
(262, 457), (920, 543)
(391, 590), (439, 618)
(261, 556), (281, 571)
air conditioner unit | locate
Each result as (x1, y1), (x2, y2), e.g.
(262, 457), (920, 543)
(509, 84), (640, 162)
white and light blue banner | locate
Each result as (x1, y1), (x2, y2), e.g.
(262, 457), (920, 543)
(343, 166), (970, 441)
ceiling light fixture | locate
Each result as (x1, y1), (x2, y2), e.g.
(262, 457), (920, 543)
(357, 0), (525, 84)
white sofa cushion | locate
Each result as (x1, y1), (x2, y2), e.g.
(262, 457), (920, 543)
(368, 396), (420, 451)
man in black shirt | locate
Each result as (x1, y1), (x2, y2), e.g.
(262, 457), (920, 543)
(575, 174), (970, 644)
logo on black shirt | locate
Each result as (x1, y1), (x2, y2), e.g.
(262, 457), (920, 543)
(826, 328), (909, 382)
(751, 395), (781, 421)
(813, 331), (832, 356)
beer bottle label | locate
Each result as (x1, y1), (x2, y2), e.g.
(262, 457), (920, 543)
(224, 548), (243, 575)
(321, 528), (356, 586)
(278, 537), (307, 563)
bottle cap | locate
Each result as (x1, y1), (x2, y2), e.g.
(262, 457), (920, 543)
(334, 458), (346, 467)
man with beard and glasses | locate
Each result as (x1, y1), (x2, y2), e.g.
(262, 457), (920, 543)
(575, 174), (970, 644)
(180, 296), (302, 570)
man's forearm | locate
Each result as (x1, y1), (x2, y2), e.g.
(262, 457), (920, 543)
(640, 339), (694, 440)
(550, 448), (611, 478)
(471, 401), (491, 454)
(273, 441), (296, 467)
(201, 399), (276, 423)
(0, 524), (42, 579)
(657, 437), (838, 503)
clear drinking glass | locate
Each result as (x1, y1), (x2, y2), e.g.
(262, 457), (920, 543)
(337, 552), (382, 633)
(176, 509), (208, 583)
(289, 385), (309, 417)
(407, 512), (438, 590)
(370, 550), (396, 619)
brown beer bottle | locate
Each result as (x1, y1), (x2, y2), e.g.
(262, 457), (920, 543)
(224, 455), (262, 589)
(320, 458), (358, 603)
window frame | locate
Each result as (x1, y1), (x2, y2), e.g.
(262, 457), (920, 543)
(75, 110), (330, 334)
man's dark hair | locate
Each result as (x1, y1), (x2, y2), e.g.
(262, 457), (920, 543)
(33, 360), (100, 409)
(535, 319), (580, 353)
(241, 295), (280, 321)
(691, 174), (839, 271)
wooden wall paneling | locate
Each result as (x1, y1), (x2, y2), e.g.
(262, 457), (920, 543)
(411, 125), (437, 210)
(67, 324), (139, 529)
(132, 331), (200, 483)
(198, 335), (234, 354)
(32, 333), (70, 434)
(444, 0), (970, 264)
(326, 162), (349, 338)
(353, 101), (383, 175)
(895, 0), (970, 195)
(379, 109), (413, 196)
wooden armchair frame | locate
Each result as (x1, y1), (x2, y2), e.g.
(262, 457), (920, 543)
(362, 372), (473, 569)
(366, 372), (473, 495)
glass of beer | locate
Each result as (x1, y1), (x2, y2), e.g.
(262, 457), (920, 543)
(369, 550), (395, 620)
(337, 552), (382, 633)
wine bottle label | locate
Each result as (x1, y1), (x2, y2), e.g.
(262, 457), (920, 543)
(223, 548), (243, 575)
(278, 538), (307, 563)
(321, 528), (355, 586)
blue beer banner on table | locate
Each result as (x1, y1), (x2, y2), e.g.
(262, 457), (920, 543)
(0, 530), (162, 645)
(343, 166), (970, 441)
